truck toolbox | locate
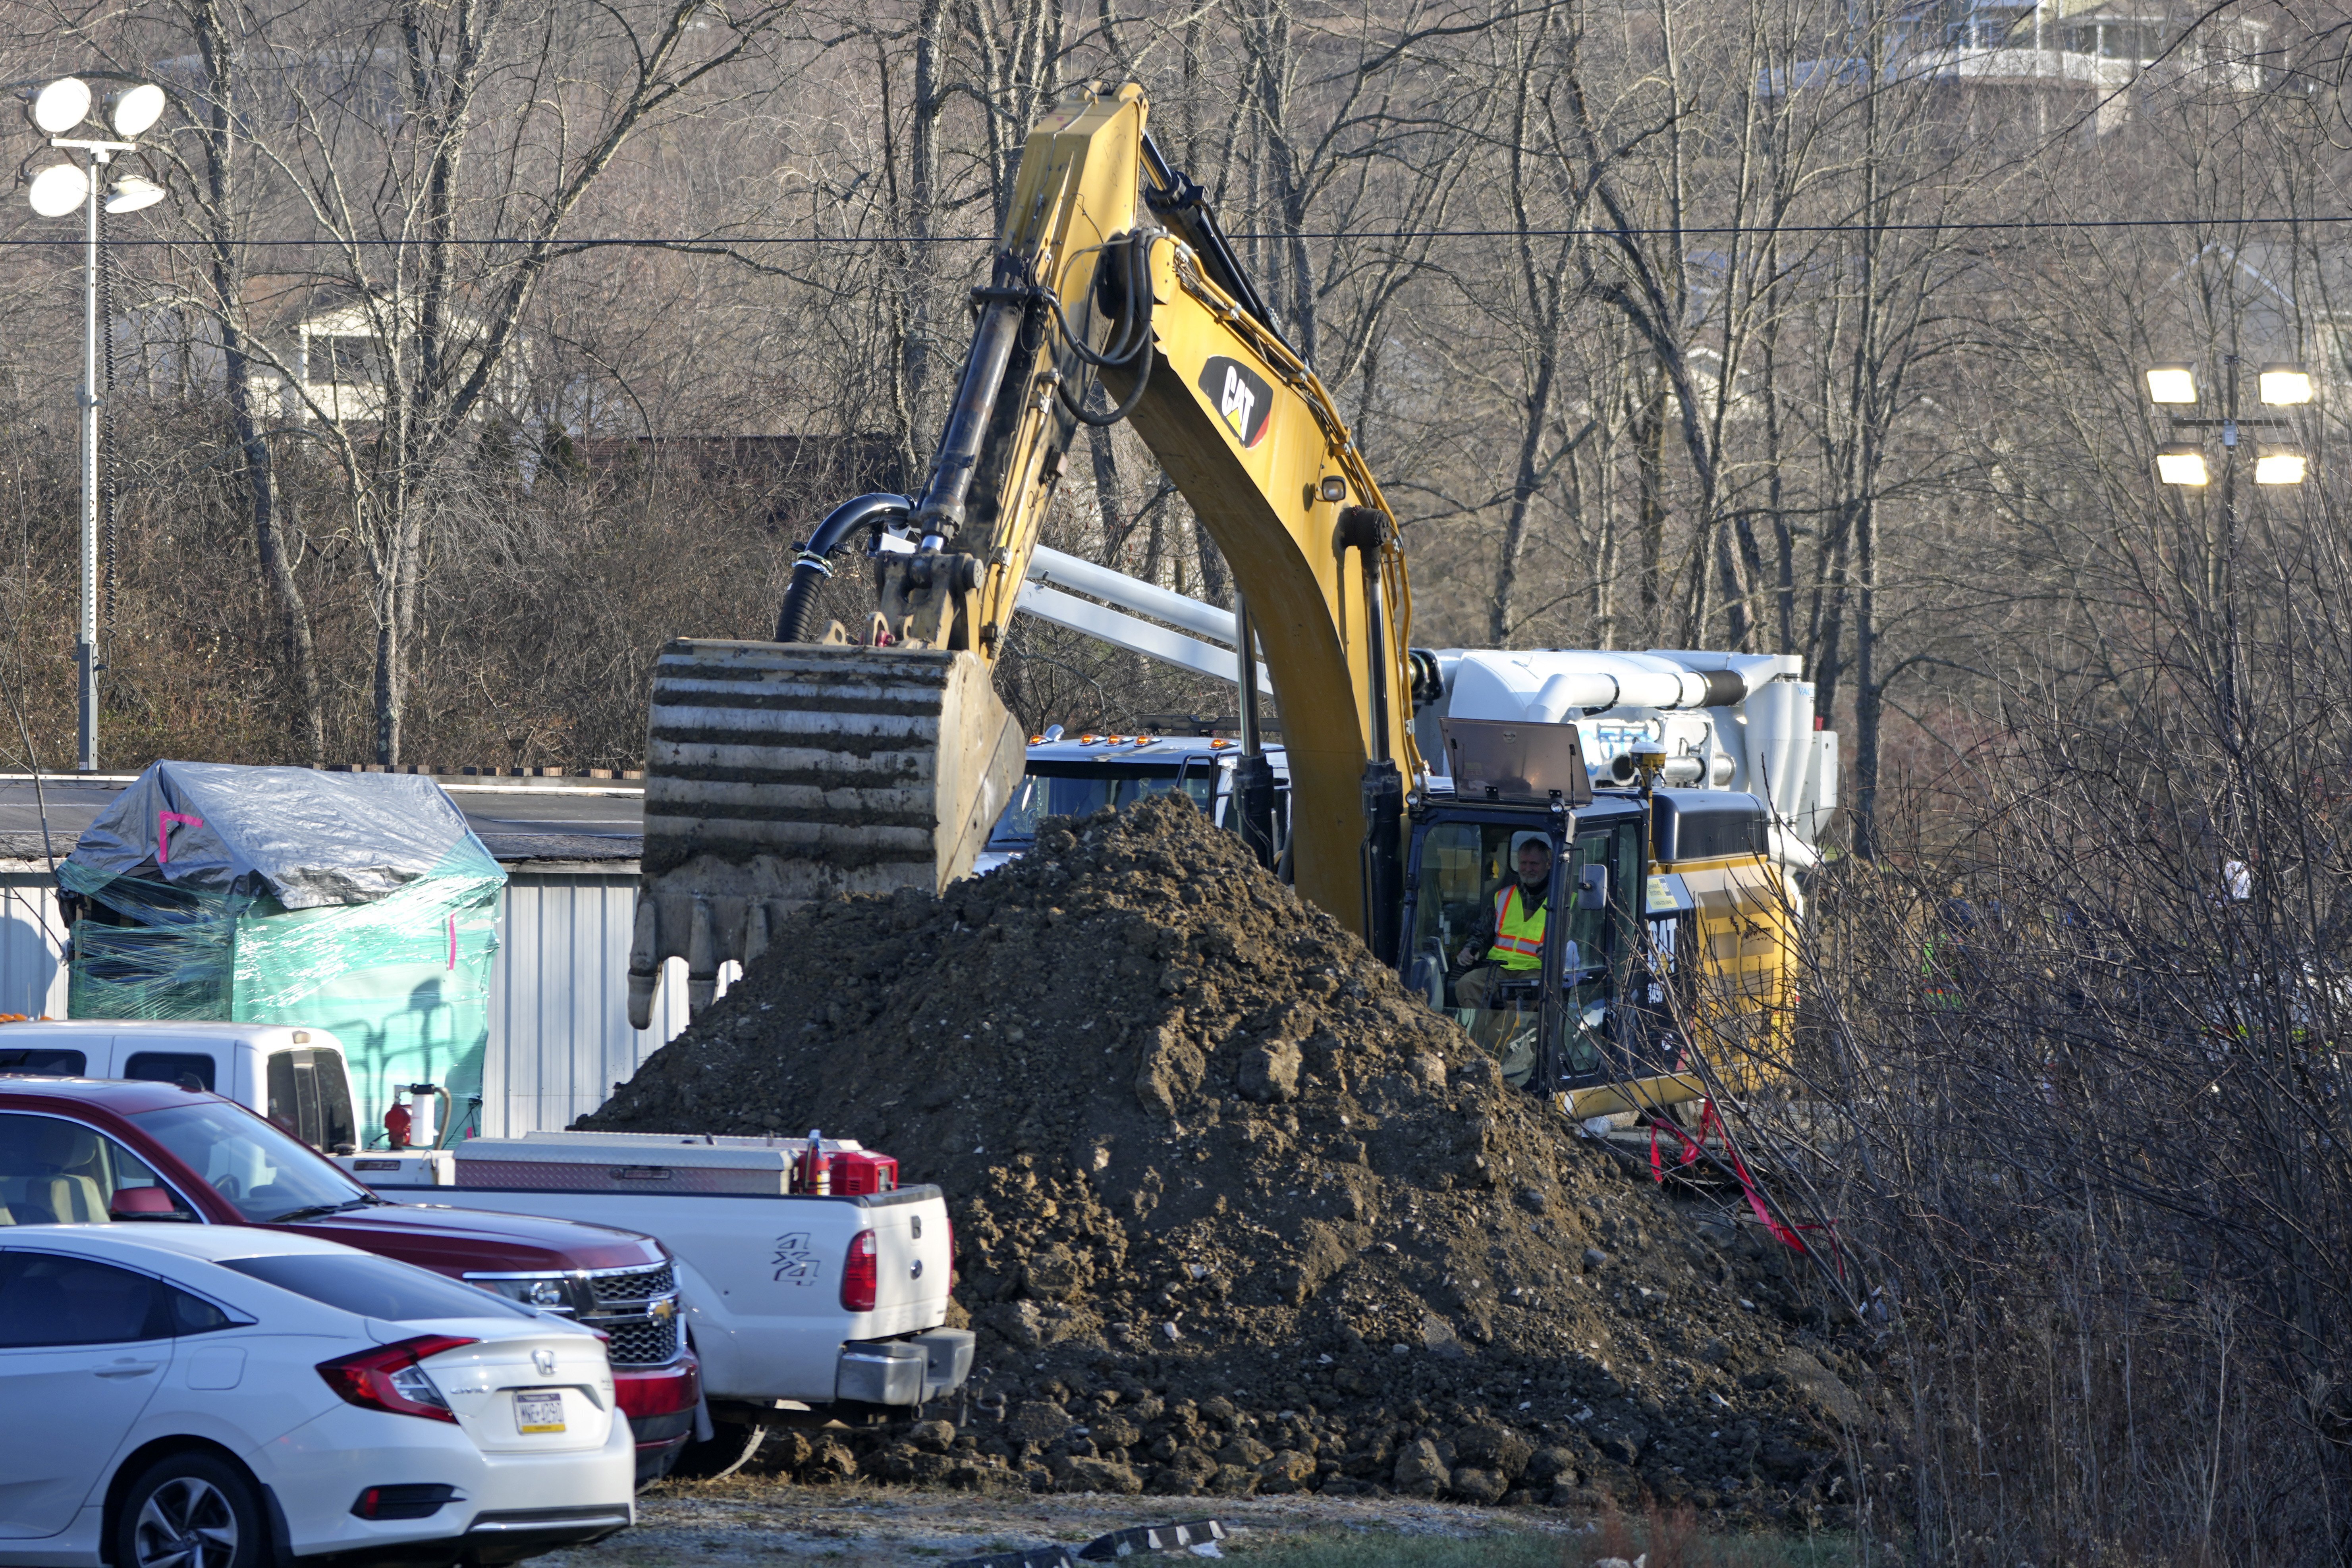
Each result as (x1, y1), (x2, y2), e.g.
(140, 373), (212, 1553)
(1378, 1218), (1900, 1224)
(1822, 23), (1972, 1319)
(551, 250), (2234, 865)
(453, 1130), (877, 1195)
(343, 1148), (454, 1184)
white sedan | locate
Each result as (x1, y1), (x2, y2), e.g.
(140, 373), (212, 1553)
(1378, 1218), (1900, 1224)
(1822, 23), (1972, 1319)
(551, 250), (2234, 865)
(0, 1225), (633, 1568)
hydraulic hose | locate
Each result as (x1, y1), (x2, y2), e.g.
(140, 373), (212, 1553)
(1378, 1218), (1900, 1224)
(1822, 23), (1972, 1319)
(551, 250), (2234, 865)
(1051, 231), (1156, 428)
(774, 492), (911, 643)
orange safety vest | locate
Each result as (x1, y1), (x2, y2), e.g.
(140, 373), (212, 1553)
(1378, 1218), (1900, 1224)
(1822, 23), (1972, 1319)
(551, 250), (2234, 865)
(1485, 884), (1546, 970)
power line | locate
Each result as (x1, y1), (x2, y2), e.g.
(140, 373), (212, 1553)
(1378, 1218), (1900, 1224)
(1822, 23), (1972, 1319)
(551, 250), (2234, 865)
(2, 214), (2350, 248)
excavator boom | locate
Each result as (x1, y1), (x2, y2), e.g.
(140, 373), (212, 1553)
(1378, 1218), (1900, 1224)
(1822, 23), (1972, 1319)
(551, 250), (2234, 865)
(630, 82), (1419, 1025)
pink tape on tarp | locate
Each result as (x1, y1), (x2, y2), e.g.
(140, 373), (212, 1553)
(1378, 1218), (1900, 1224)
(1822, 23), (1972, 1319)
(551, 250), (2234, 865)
(448, 914), (456, 969)
(156, 812), (204, 865)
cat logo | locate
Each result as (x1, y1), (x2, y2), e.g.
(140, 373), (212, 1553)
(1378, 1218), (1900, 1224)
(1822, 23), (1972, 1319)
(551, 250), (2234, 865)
(1197, 356), (1273, 450)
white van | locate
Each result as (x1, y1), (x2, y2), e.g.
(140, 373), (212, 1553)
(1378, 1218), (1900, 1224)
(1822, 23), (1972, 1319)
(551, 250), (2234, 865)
(0, 1019), (359, 1152)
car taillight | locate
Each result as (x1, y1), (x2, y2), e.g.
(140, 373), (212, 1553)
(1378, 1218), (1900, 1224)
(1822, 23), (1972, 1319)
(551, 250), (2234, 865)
(317, 1335), (479, 1422)
(841, 1228), (878, 1312)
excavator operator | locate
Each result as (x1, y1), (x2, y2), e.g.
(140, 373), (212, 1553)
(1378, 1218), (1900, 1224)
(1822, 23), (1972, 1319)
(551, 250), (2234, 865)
(1453, 833), (1553, 1009)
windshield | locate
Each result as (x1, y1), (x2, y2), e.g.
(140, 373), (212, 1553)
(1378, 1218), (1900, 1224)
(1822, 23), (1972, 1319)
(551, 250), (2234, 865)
(222, 1252), (535, 1322)
(987, 766), (1215, 848)
(130, 1100), (373, 1223)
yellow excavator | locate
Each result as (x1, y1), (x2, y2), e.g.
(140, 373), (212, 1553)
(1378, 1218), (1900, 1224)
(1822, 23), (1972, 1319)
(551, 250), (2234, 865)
(625, 81), (1814, 1121)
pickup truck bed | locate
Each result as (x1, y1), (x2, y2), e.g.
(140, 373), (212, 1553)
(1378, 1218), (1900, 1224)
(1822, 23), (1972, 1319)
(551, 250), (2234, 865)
(342, 1133), (969, 1417)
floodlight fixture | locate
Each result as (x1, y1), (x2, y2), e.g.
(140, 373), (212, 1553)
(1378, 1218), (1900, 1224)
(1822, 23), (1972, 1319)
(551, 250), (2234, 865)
(2255, 447), (2308, 485)
(28, 78), (90, 136)
(2259, 363), (2313, 406)
(28, 162), (88, 218)
(106, 83), (164, 139)
(2157, 446), (2211, 486)
(2146, 364), (2199, 405)
(104, 175), (163, 215)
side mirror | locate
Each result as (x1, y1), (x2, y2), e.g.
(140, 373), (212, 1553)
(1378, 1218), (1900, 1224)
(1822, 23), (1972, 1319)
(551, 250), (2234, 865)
(109, 1185), (188, 1221)
(1576, 866), (1609, 911)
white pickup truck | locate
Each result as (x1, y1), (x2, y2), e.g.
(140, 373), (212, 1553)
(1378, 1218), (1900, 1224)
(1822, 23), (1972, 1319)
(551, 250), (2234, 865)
(345, 1130), (972, 1424)
(0, 1019), (971, 1429)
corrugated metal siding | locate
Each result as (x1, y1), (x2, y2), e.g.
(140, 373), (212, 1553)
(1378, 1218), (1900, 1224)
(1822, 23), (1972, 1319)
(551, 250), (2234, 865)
(487, 874), (621, 1137)
(478, 872), (728, 1138)
(0, 865), (722, 1139)
(0, 878), (68, 1019)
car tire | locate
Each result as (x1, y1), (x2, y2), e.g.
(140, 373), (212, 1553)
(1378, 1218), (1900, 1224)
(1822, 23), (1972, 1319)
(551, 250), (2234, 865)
(114, 1452), (271, 1568)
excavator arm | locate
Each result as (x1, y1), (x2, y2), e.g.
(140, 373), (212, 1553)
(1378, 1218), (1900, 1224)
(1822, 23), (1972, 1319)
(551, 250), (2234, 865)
(629, 81), (1420, 1025)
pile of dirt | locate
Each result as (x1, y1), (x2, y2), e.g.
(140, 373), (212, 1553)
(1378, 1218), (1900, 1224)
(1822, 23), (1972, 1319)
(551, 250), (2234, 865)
(585, 796), (1886, 1524)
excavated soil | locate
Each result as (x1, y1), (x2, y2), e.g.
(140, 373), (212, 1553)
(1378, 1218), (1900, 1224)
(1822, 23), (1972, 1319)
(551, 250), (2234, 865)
(583, 796), (1886, 1527)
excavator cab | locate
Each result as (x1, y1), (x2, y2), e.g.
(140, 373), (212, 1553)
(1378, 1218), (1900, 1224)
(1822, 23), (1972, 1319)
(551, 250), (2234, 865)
(1400, 802), (1651, 1095)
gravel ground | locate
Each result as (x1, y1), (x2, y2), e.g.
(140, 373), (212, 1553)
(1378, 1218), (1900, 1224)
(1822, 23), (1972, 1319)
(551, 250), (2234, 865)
(537, 1479), (1604, 1567)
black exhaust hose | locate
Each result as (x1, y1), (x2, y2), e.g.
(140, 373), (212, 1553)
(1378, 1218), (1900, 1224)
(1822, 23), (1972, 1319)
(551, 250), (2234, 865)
(774, 492), (912, 643)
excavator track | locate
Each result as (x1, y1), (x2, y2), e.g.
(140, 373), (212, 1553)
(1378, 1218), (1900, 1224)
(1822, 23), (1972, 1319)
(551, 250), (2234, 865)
(626, 638), (1024, 1026)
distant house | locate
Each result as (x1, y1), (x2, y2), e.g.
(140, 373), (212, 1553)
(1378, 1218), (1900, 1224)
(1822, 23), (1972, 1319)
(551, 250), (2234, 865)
(115, 273), (525, 426)
(1762, 0), (2272, 137)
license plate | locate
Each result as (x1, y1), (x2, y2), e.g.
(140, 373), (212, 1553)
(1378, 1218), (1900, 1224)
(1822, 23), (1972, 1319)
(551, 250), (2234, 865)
(514, 1391), (565, 1433)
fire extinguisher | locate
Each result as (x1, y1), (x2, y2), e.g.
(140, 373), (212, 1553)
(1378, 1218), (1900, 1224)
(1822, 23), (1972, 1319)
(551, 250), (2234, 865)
(384, 1101), (413, 1149)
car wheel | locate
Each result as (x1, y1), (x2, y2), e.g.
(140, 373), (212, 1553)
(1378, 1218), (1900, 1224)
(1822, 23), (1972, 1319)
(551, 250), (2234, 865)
(116, 1452), (268, 1568)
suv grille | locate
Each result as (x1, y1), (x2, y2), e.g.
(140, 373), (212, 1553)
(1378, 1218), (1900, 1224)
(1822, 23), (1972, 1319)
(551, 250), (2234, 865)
(588, 1263), (676, 1306)
(581, 1262), (683, 1367)
(602, 1315), (683, 1366)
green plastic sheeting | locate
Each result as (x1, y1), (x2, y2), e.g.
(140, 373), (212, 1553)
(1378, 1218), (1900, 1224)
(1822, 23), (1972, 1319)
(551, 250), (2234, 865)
(62, 841), (504, 1143)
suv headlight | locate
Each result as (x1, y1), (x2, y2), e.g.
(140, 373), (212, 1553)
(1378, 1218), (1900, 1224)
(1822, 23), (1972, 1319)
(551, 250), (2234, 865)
(465, 1274), (576, 1311)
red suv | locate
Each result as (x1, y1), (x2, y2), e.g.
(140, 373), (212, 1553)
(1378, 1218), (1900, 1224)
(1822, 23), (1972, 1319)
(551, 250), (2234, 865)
(0, 1077), (700, 1481)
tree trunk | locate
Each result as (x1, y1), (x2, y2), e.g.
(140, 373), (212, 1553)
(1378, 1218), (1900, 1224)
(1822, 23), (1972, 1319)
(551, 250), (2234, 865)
(1635, 379), (1668, 642)
(193, 0), (324, 766)
(903, 0), (945, 465)
(1852, 492), (1881, 857)
(1490, 341), (1558, 648)
(1090, 423), (1127, 560)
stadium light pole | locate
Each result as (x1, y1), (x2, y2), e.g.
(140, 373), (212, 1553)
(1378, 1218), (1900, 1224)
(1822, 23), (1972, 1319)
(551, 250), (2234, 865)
(2146, 355), (2313, 740)
(23, 77), (165, 773)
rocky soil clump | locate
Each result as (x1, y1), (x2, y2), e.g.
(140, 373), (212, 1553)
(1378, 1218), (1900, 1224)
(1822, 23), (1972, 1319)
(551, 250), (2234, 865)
(585, 795), (1885, 1523)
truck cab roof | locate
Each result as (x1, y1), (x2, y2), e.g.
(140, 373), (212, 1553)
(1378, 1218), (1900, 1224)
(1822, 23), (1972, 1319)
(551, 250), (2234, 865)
(0, 1020), (324, 1041)
(1019, 735), (1284, 767)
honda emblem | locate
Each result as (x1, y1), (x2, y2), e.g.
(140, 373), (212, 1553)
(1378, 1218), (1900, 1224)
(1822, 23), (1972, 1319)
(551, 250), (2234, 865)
(533, 1349), (556, 1378)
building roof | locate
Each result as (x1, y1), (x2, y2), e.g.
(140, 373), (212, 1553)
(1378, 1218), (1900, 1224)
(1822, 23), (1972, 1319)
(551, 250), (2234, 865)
(0, 774), (643, 870)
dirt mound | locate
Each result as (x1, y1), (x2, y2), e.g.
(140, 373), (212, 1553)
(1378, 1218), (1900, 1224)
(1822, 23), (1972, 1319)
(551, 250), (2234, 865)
(585, 796), (1880, 1522)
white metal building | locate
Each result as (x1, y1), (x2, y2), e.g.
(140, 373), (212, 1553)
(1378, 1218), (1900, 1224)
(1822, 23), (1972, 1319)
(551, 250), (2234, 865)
(0, 858), (708, 1139)
(0, 774), (723, 1142)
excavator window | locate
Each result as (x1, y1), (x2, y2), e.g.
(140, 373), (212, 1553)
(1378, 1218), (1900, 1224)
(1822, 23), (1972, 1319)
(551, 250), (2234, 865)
(1402, 822), (1637, 1090)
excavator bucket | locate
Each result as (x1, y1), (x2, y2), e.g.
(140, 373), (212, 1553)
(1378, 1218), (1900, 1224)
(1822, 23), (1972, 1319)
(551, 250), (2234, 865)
(626, 639), (1025, 1027)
